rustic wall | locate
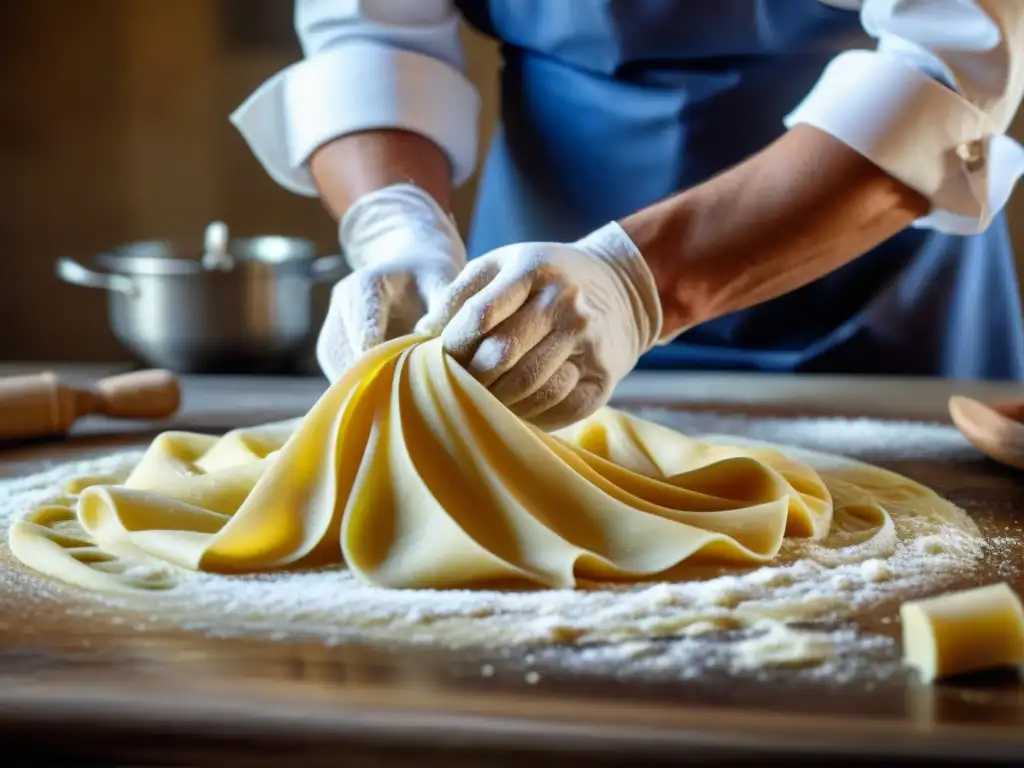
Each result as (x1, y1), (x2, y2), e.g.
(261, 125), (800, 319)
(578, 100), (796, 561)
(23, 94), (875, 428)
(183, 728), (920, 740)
(0, 3), (1020, 364)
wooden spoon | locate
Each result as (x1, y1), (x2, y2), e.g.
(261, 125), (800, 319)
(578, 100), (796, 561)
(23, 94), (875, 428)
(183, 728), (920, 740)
(949, 395), (1024, 470)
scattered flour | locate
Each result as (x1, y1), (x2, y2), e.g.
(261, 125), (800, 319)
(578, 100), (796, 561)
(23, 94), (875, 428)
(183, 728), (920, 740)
(629, 410), (979, 463)
(733, 622), (839, 669)
(0, 412), (1008, 683)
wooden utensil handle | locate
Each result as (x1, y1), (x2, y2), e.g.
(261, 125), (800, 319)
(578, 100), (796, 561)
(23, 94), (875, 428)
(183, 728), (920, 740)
(949, 395), (1024, 471)
(990, 399), (1024, 423)
(92, 369), (181, 419)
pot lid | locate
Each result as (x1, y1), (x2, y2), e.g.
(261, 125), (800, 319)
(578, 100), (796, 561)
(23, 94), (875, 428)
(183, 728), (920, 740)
(94, 222), (318, 276)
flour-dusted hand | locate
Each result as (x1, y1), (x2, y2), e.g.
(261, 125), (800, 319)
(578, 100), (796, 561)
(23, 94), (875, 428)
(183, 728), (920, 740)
(316, 184), (466, 383)
(417, 223), (663, 430)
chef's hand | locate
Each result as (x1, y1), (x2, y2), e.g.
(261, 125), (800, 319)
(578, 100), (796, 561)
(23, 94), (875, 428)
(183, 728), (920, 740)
(316, 184), (466, 383)
(417, 223), (663, 430)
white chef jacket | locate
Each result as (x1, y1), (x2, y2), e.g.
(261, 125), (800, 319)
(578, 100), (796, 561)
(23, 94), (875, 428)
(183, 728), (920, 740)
(232, 0), (1024, 235)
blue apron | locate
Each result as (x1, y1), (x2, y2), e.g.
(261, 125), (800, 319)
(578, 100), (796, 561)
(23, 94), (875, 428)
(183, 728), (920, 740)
(455, 0), (1024, 380)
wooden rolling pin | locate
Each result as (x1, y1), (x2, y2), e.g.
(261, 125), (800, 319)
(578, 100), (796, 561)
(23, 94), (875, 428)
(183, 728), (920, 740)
(0, 369), (181, 441)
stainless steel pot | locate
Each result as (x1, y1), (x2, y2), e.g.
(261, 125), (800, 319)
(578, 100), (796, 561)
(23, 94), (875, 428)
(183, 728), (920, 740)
(56, 233), (347, 373)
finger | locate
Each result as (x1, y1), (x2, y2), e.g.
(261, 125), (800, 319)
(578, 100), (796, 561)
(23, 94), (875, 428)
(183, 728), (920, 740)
(508, 361), (582, 427)
(487, 319), (582, 404)
(411, 266), (460, 335)
(415, 259), (499, 337)
(464, 283), (574, 388)
(441, 266), (535, 363)
(531, 376), (609, 432)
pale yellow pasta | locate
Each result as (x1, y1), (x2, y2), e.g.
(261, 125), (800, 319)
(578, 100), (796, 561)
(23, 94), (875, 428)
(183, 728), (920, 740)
(7, 335), (963, 594)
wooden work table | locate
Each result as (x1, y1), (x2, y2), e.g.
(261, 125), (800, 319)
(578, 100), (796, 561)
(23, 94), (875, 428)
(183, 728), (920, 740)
(0, 364), (1021, 766)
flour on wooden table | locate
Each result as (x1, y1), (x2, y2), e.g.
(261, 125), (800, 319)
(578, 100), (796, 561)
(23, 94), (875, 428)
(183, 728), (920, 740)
(0, 413), (1008, 682)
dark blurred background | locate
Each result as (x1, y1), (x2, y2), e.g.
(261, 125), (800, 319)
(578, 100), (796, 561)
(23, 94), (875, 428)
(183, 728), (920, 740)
(0, 0), (1018, 365)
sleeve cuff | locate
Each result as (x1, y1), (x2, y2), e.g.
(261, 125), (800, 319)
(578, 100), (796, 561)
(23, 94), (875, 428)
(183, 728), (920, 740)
(229, 40), (480, 196)
(785, 50), (1024, 236)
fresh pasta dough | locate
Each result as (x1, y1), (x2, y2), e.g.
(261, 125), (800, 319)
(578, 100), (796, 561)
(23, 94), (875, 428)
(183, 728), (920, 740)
(7, 336), (967, 594)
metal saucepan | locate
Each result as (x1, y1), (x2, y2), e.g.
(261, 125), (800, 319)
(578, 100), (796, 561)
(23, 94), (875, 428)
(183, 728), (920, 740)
(56, 225), (347, 373)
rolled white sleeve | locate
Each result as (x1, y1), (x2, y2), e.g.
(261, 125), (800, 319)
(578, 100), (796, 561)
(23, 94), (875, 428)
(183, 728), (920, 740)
(230, 0), (480, 197)
(788, 0), (1024, 235)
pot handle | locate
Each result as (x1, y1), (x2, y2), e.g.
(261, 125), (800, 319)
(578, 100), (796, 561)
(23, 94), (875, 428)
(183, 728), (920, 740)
(56, 257), (137, 296)
(309, 254), (349, 284)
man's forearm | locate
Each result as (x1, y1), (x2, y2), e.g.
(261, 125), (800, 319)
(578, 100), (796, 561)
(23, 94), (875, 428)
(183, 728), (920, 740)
(309, 129), (453, 220)
(620, 124), (930, 336)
